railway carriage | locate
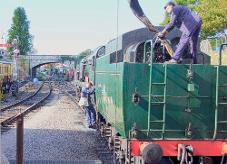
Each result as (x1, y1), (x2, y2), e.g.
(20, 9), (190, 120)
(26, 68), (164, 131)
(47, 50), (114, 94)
(78, 27), (227, 163)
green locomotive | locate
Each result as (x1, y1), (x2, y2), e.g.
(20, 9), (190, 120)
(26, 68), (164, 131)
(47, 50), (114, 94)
(78, 27), (227, 163)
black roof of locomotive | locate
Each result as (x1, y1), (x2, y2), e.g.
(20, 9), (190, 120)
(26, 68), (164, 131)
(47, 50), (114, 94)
(106, 27), (182, 54)
(122, 27), (181, 46)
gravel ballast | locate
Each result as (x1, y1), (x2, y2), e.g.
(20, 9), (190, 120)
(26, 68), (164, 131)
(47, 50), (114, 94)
(1, 90), (112, 163)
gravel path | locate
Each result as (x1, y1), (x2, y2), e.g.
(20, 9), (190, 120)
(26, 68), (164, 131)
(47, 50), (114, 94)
(1, 90), (112, 163)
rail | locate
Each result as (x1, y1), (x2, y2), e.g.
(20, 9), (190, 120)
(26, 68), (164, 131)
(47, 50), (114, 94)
(0, 82), (44, 112)
(1, 83), (52, 126)
(52, 81), (84, 111)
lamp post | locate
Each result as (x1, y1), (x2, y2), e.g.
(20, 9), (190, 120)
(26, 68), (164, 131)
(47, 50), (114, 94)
(12, 37), (20, 99)
(12, 38), (20, 81)
(28, 54), (31, 79)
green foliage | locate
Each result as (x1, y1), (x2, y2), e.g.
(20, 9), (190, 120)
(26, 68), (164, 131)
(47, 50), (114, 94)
(7, 7), (33, 55)
(174, 0), (197, 6)
(60, 49), (91, 68)
(161, 13), (170, 25)
(195, 0), (227, 38)
(37, 72), (46, 81)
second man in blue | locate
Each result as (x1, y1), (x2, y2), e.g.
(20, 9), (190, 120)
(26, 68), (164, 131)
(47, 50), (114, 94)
(81, 82), (96, 129)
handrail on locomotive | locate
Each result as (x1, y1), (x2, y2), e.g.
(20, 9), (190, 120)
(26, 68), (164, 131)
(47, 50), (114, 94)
(219, 43), (227, 65)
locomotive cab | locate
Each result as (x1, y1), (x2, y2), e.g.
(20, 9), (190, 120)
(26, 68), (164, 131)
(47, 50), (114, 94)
(124, 38), (193, 64)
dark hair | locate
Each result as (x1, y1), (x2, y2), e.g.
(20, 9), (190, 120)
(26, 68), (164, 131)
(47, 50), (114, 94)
(88, 81), (93, 86)
(164, 1), (176, 9)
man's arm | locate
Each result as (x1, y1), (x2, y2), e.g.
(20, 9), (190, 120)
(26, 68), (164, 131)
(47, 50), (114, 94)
(81, 87), (95, 95)
(164, 14), (177, 33)
(89, 87), (95, 95)
(163, 7), (180, 33)
(158, 13), (178, 38)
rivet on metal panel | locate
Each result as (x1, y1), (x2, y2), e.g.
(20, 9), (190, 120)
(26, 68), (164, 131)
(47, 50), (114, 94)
(185, 108), (192, 113)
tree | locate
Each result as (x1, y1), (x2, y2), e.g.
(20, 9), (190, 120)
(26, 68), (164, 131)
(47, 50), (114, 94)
(174, 0), (198, 6)
(60, 49), (91, 68)
(195, 0), (227, 38)
(7, 7), (33, 55)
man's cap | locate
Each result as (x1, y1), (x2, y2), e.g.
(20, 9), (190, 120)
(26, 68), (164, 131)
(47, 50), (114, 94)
(164, 1), (176, 9)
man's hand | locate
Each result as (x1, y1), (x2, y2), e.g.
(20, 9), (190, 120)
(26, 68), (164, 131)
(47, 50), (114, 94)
(158, 31), (167, 39)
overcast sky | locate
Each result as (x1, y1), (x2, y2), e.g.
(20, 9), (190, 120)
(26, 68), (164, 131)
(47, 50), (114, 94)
(0, 0), (168, 55)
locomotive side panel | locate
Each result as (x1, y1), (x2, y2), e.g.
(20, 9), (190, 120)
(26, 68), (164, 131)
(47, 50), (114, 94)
(122, 63), (150, 138)
(148, 64), (215, 139)
(95, 54), (125, 136)
(121, 64), (227, 140)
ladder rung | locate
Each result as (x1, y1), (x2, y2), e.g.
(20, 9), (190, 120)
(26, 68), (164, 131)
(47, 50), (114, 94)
(151, 102), (165, 104)
(218, 102), (227, 105)
(152, 95), (164, 97)
(152, 83), (166, 85)
(149, 129), (163, 132)
(217, 130), (227, 133)
(217, 121), (227, 124)
(150, 120), (164, 123)
(219, 85), (227, 87)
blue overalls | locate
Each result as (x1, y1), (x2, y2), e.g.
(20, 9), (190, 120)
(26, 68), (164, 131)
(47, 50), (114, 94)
(165, 6), (202, 64)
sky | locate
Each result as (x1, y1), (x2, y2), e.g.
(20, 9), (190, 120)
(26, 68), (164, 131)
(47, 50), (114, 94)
(0, 0), (168, 55)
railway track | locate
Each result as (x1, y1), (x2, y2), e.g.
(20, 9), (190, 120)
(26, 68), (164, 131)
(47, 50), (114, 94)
(0, 83), (52, 127)
(0, 82), (43, 111)
(49, 80), (79, 103)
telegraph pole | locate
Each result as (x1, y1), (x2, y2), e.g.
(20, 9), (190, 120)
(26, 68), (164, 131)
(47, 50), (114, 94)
(12, 38), (20, 100)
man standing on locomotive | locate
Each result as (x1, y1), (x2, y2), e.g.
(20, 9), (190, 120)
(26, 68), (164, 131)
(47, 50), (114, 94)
(158, 1), (202, 64)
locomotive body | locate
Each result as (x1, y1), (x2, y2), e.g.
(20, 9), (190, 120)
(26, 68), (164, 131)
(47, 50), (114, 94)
(96, 62), (227, 140)
(77, 28), (226, 163)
